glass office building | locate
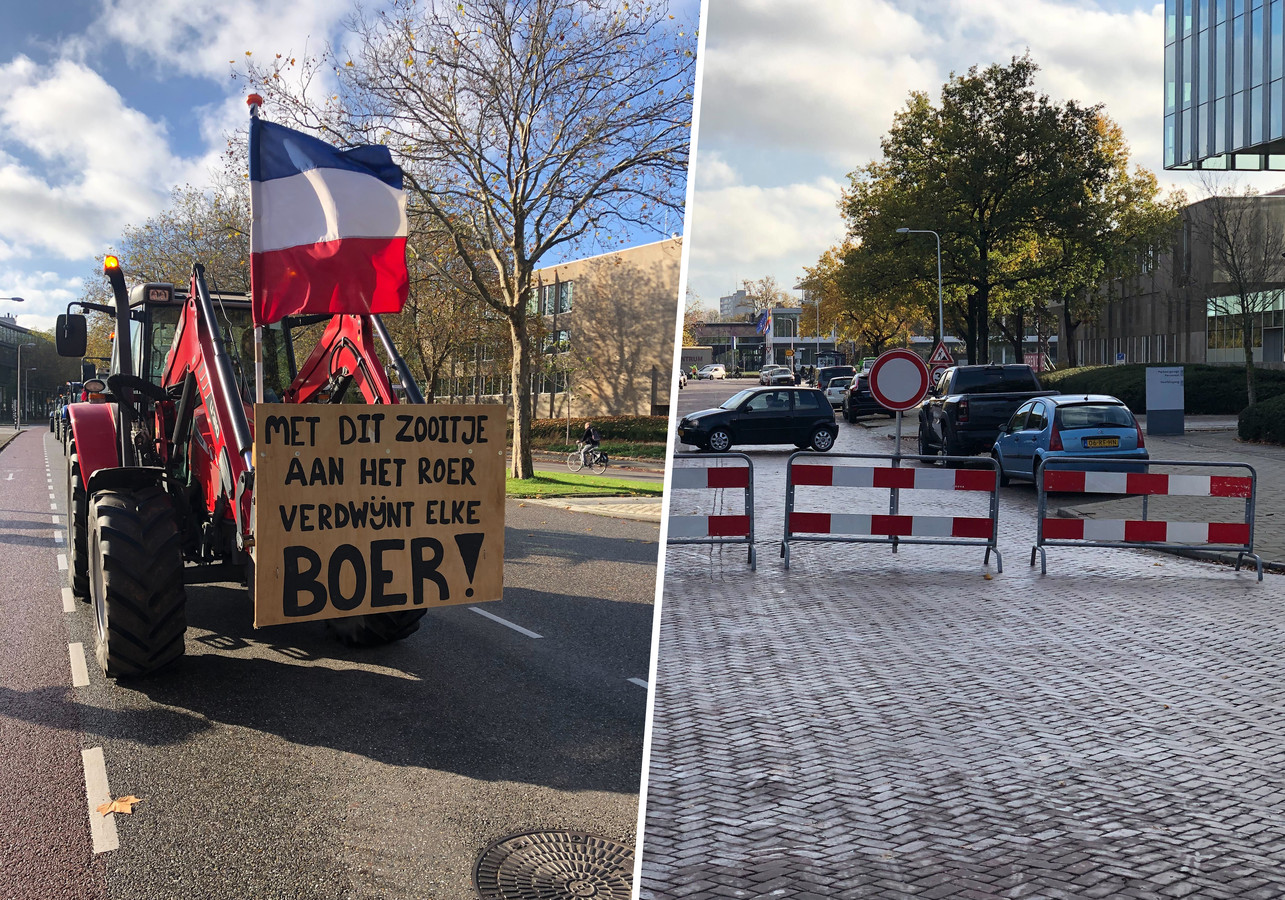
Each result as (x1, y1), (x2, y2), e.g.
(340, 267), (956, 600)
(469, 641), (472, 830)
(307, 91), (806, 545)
(1165, 0), (1285, 169)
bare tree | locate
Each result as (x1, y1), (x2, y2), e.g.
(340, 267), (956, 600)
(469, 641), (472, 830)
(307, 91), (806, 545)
(244, 0), (695, 477)
(738, 276), (795, 316)
(1197, 176), (1285, 406)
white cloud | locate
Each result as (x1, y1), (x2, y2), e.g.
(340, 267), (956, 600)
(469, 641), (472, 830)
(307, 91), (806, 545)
(0, 57), (202, 261)
(0, 265), (85, 332)
(686, 175), (845, 301)
(96, 0), (353, 81)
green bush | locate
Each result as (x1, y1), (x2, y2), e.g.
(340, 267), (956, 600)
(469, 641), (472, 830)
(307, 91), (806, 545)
(1238, 393), (1285, 444)
(1040, 364), (1285, 415)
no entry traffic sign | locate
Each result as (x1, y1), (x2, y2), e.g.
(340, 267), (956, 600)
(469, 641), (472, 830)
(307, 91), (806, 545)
(868, 349), (931, 412)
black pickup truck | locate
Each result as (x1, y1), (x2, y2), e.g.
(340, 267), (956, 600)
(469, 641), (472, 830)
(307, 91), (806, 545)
(916, 364), (1057, 460)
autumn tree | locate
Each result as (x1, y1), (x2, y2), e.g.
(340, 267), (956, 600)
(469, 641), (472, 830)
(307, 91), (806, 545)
(244, 0), (696, 477)
(844, 54), (1114, 363)
(802, 242), (925, 355)
(1196, 177), (1285, 406)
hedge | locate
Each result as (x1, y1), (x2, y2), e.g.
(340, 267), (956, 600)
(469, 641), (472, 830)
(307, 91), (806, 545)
(1238, 393), (1285, 444)
(1040, 364), (1285, 415)
(507, 414), (670, 444)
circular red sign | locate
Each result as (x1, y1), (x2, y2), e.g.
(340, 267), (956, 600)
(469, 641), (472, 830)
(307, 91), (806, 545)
(868, 349), (931, 411)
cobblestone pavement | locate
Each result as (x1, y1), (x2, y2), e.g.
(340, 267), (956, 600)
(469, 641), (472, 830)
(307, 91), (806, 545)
(644, 388), (1285, 899)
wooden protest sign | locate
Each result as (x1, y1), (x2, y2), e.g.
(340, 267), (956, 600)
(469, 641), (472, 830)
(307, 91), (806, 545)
(252, 404), (505, 628)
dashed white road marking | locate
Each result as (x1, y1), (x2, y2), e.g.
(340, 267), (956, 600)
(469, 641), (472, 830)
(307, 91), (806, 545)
(69, 643), (89, 687)
(62, 588), (75, 613)
(628, 678), (649, 690)
(57, 553), (67, 571)
(81, 748), (119, 854)
(469, 607), (543, 639)
(53, 531), (64, 544)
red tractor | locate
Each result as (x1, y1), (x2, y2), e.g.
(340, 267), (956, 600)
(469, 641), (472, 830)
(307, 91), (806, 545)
(58, 258), (429, 677)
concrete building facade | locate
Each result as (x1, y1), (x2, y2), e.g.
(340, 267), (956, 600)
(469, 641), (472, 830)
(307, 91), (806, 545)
(1068, 194), (1285, 367)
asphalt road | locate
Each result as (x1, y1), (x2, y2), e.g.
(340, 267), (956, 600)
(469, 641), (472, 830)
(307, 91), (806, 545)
(2, 429), (659, 900)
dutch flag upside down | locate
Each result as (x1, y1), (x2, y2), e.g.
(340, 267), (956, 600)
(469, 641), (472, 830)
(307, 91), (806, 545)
(249, 117), (408, 324)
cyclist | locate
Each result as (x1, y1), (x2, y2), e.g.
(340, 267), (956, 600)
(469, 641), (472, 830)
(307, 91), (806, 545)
(580, 422), (602, 467)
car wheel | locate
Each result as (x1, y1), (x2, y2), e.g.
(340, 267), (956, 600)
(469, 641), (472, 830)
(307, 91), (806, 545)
(991, 451), (1010, 487)
(916, 426), (931, 458)
(706, 428), (732, 453)
(810, 427), (835, 452)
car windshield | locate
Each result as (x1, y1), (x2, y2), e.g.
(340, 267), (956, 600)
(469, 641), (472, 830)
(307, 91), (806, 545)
(829, 377), (852, 389)
(1056, 403), (1135, 429)
(952, 367), (1041, 393)
(720, 389), (757, 410)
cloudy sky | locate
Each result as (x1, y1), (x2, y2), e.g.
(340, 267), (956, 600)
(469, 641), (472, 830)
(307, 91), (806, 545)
(684, 0), (1285, 313)
(0, 0), (364, 331)
(1, 0), (698, 334)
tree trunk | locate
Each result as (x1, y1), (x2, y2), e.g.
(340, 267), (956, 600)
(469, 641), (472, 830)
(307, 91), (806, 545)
(510, 312), (534, 479)
(1062, 302), (1078, 368)
(976, 285), (991, 364)
(1243, 316), (1257, 407)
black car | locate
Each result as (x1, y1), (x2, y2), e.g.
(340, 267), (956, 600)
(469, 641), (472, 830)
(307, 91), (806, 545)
(814, 365), (855, 392)
(842, 372), (896, 422)
(677, 387), (838, 452)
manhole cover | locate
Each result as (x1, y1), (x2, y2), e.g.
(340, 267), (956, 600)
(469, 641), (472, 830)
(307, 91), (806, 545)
(473, 830), (634, 900)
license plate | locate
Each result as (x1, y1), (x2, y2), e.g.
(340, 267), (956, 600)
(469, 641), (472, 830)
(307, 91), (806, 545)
(1084, 437), (1119, 448)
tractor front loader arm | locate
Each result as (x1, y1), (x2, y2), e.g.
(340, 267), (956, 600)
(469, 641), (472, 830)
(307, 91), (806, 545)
(284, 314), (403, 405)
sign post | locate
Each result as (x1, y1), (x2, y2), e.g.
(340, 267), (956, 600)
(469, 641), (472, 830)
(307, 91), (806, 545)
(867, 349), (933, 552)
(928, 341), (953, 386)
(1145, 366), (1185, 436)
(252, 404), (506, 628)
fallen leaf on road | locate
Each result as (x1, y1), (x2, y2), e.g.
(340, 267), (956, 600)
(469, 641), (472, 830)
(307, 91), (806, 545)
(97, 796), (142, 816)
(983, 573), (993, 580)
(519, 502), (526, 507)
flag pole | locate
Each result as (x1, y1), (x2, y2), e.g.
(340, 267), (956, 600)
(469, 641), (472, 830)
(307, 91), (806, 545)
(248, 94), (266, 403)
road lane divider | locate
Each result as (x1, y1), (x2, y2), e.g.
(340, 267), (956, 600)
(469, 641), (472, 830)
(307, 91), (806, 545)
(62, 588), (75, 613)
(57, 553), (67, 571)
(1032, 457), (1262, 580)
(668, 453), (756, 570)
(81, 748), (119, 854)
(783, 452), (1002, 572)
(628, 678), (649, 690)
(469, 607), (543, 639)
(69, 643), (89, 687)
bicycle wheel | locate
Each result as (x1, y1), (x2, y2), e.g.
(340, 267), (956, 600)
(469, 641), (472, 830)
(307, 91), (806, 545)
(567, 451), (584, 472)
(591, 451), (608, 475)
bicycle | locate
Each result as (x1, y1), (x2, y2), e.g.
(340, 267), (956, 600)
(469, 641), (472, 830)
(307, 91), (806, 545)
(566, 442), (609, 474)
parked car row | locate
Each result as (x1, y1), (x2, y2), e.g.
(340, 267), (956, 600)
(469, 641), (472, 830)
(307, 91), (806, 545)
(678, 363), (1150, 485)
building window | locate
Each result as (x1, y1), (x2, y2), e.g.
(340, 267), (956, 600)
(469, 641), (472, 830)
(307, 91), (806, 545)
(557, 281), (573, 313)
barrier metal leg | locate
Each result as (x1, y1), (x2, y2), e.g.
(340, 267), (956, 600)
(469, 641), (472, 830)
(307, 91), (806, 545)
(749, 544), (757, 571)
(1236, 551), (1264, 581)
(781, 541), (790, 570)
(985, 545), (1003, 574)
(1030, 545), (1047, 574)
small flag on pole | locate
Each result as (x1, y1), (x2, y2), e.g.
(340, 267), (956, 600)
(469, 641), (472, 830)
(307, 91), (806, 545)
(755, 309), (773, 335)
(249, 111), (408, 325)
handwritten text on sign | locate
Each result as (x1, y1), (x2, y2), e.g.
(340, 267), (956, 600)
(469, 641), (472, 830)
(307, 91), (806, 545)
(253, 404), (505, 627)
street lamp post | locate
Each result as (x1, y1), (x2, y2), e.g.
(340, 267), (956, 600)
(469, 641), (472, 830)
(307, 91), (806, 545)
(0, 297), (25, 302)
(896, 228), (944, 347)
(16, 342), (35, 429)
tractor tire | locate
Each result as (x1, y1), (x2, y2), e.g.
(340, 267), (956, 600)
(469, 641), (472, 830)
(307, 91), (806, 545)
(87, 484), (187, 677)
(325, 610), (427, 647)
(67, 447), (89, 600)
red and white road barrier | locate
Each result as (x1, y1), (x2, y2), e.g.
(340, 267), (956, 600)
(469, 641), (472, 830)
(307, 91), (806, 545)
(668, 452), (756, 569)
(783, 452), (1002, 571)
(1032, 457), (1262, 580)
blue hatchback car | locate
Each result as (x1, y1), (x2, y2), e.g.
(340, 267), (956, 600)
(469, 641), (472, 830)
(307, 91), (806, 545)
(990, 394), (1148, 486)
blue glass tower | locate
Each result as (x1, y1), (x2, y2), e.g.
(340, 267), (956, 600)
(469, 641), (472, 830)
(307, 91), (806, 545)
(1165, 0), (1285, 169)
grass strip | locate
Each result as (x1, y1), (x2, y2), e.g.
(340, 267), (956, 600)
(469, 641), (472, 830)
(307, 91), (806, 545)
(506, 471), (664, 498)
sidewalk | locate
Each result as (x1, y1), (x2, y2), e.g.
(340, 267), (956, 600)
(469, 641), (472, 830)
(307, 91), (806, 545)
(520, 495), (663, 522)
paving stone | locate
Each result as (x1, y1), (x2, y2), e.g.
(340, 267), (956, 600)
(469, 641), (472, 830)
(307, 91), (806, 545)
(643, 426), (1285, 899)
